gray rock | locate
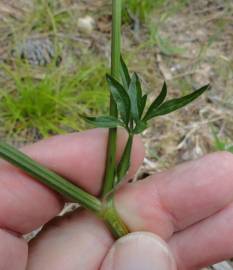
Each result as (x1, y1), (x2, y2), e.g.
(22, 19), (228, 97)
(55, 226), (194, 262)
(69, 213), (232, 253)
(13, 38), (61, 66)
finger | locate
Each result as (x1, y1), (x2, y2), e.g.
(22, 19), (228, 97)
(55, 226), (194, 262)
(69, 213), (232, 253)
(27, 210), (114, 270)
(169, 201), (233, 270)
(115, 152), (233, 239)
(22, 129), (144, 194)
(101, 232), (177, 270)
(0, 229), (27, 270)
(0, 129), (144, 234)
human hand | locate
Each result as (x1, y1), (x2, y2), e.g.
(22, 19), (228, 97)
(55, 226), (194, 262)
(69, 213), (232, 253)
(0, 129), (233, 270)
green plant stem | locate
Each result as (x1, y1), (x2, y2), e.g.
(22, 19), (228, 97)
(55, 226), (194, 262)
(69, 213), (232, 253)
(0, 142), (102, 214)
(115, 133), (133, 185)
(101, 194), (129, 238)
(102, 0), (122, 196)
(111, 0), (122, 79)
(0, 142), (130, 238)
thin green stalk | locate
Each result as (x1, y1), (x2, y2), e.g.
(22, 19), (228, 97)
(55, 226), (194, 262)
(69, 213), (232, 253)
(101, 194), (129, 238)
(102, 0), (122, 196)
(0, 142), (102, 214)
(111, 0), (122, 79)
(115, 133), (133, 185)
(0, 142), (129, 238)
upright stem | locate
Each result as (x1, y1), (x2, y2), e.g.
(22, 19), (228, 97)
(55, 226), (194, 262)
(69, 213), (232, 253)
(111, 0), (122, 79)
(102, 0), (122, 196)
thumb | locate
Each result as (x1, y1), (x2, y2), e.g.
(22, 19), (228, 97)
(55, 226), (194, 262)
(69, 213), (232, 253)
(101, 232), (177, 270)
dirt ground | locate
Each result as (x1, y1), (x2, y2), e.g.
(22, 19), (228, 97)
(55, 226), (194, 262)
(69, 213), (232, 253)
(133, 0), (233, 177)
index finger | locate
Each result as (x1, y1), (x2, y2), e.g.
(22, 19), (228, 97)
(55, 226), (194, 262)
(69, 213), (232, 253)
(115, 152), (233, 239)
(0, 129), (144, 234)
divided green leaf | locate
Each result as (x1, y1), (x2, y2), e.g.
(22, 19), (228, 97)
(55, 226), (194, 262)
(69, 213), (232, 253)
(135, 73), (142, 99)
(135, 74), (145, 117)
(120, 56), (131, 89)
(140, 94), (147, 118)
(144, 82), (167, 120)
(128, 73), (140, 121)
(144, 85), (209, 120)
(82, 115), (124, 128)
(106, 74), (131, 125)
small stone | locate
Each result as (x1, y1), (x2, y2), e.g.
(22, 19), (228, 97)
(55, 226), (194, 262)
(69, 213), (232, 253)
(78, 16), (95, 35)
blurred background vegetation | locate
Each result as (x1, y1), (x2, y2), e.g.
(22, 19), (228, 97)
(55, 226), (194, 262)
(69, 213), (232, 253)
(0, 0), (232, 174)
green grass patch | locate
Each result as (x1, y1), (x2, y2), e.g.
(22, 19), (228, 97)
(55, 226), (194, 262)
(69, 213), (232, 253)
(123, 0), (166, 23)
(29, 0), (71, 33)
(211, 127), (233, 153)
(0, 56), (109, 141)
(122, 0), (191, 24)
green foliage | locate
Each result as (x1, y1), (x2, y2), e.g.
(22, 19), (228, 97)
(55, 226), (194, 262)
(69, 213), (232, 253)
(106, 74), (131, 126)
(212, 129), (233, 153)
(82, 116), (124, 128)
(143, 85), (209, 120)
(0, 58), (108, 139)
(123, 0), (165, 23)
(128, 73), (140, 121)
(144, 82), (167, 119)
(85, 57), (208, 185)
(120, 55), (131, 89)
(86, 57), (209, 135)
(29, 0), (70, 33)
(123, 0), (191, 25)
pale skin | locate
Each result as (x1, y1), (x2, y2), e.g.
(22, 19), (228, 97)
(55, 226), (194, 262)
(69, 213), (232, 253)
(0, 129), (233, 270)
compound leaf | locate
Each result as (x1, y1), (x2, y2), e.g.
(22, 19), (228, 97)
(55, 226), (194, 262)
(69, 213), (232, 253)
(106, 74), (131, 125)
(144, 85), (209, 120)
(128, 73), (140, 121)
(140, 94), (148, 118)
(120, 56), (131, 89)
(144, 82), (167, 120)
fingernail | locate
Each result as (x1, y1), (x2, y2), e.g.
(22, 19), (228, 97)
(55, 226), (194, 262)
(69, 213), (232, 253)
(101, 232), (177, 270)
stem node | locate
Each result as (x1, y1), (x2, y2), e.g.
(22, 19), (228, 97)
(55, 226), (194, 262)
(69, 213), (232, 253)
(101, 193), (129, 238)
